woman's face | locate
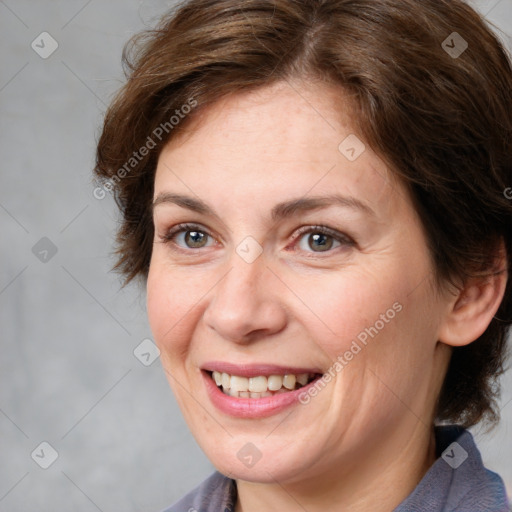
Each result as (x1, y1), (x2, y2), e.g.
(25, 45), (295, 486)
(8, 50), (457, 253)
(147, 80), (452, 485)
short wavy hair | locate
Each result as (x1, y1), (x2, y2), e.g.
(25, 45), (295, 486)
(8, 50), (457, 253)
(94, 0), (512, 429)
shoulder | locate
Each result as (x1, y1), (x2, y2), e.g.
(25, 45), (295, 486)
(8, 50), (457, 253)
(159, 470), (236, 512)
(395, 425), (510, 512)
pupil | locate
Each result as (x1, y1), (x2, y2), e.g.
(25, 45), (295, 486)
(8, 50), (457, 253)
(309, 233), (332, 252)
(186, 231), (206, 248)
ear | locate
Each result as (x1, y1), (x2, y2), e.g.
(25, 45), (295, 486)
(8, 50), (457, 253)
(438, 240), (508, 347)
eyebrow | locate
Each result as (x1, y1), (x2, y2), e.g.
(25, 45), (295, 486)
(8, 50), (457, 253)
(152, 192), (375, 221)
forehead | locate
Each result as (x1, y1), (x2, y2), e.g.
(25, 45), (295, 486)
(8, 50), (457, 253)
(154, 80), (405, 219)
(163, 79), (361, 160)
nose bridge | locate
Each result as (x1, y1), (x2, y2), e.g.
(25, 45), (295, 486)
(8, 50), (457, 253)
(203, 245), (286, 342)
(216, 232), (268, 300)
(217, 248), (267, 313)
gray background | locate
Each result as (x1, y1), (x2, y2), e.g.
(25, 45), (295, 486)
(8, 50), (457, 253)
(1, 0), (511, 510)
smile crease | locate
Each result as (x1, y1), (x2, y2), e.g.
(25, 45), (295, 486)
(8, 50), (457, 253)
(209, 370), (319, 398)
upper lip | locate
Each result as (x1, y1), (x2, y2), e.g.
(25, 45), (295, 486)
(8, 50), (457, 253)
(201, 361), (324, 378)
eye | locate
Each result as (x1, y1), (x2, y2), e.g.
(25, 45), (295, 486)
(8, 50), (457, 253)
(158, 223), (354, 255)
(292, 225), (354, 254)
(159, 223), (216, 250)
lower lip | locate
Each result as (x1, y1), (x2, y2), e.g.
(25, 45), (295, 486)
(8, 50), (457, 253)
(201, 370), (321, 419)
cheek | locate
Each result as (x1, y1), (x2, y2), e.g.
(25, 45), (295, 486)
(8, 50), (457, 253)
(146, 259), (204, 360)
(321, 268), (441, 412)
(146, 264), (168, 341)
(289, 265), (410, 357)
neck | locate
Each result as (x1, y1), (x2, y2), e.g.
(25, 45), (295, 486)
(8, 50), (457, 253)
(234, 420), (437, 512)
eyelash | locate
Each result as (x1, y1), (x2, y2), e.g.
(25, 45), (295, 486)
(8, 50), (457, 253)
(158, 222), (355, 256)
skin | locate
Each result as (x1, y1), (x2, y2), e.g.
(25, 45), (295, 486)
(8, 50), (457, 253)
(146, 79), (507, 512)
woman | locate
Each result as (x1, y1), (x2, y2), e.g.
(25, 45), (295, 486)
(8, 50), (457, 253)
(94, 0), (512, 510)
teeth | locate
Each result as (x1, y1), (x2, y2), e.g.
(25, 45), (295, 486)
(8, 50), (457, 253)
(297, 373), (309, 386)
(267, 375), (283, 391)
(283, 374), (296, 390)
(211, 370), (315, 398)
(230, 376), (249, 392)
(249, 376), (267, 393)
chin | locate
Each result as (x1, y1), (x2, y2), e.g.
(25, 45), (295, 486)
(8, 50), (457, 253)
(202, 438), (317, 485)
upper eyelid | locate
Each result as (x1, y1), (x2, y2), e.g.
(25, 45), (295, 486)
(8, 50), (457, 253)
(292, 225), (353, 243)
(162, 222), (216, 241)
(163, 222), (341, 238)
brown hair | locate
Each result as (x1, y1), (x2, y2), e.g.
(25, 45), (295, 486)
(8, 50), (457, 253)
(94, 0), (512, 428)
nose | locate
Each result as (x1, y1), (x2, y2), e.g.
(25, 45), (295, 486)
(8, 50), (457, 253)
(202, 250), (288, 344)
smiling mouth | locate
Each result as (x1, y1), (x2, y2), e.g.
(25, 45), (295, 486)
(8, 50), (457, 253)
(207, 370), (322, 399)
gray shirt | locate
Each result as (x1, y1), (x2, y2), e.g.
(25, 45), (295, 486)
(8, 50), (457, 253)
(162, 425), (510, 512)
